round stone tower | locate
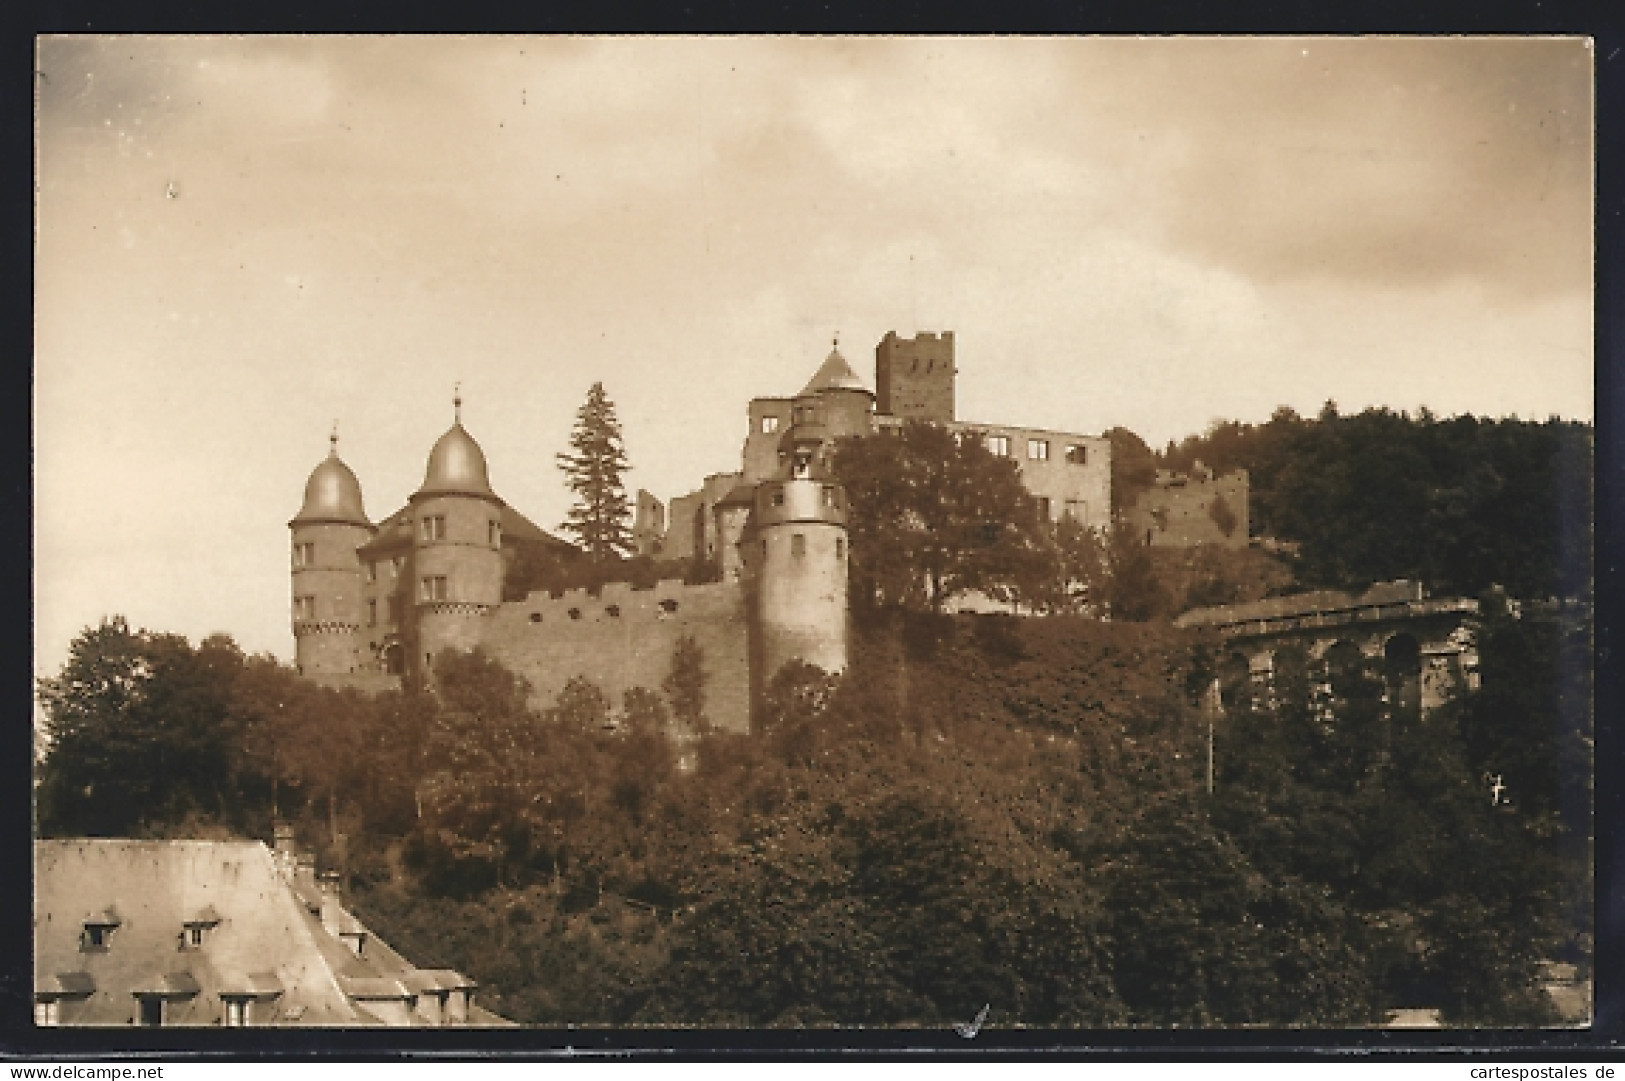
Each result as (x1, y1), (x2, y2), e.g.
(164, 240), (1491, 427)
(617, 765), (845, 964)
(748, 452), (850, 698)
(409, 393), (505, 678)
(289, 429), (374, 677)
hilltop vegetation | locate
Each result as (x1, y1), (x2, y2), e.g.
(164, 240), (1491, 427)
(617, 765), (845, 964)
(1141, 407), (1592, 599)
(36, 601), (1588, 1026)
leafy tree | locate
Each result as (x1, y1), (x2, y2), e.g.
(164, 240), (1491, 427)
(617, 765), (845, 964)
(557, 382), (634, 563)
(1052, 515), (1109, 613)
(36, 619), (259, 837)
(551, 675), (614, 732)
(662, 635), (707, 733)
(1106, 426), (1157, 517)
(832, 421), (1056, 612)
(1104, 525), (1170, 622)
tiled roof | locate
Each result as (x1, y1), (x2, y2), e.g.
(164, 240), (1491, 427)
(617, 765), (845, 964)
(34, 839), (504, 1027)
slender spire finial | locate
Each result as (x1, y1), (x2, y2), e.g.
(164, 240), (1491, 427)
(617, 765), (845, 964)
(454, 382), (463, 425)
(832, 332), (840, 352)
(329, 421), (339, 456)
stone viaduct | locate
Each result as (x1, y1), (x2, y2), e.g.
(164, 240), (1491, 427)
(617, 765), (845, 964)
(1175, 579), (1482, 714)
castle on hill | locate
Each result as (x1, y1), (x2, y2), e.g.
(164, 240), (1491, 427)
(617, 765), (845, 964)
(290, 331), (1115, 732)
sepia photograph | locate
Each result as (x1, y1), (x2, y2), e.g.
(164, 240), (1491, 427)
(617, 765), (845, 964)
(32, 35), (1594, 1036)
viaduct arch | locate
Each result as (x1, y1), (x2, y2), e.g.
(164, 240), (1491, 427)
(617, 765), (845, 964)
(1176, 579), (1481, 715)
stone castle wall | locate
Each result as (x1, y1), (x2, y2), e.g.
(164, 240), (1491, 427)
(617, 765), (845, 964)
(1128, 468), (1249, 549)
(480, 578), (754, 734)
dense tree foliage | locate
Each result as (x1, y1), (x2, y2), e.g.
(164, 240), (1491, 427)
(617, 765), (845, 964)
(35, 601), (1588, 1027)
(557, 382), (635, 563)
(1148, 408), (1591, 598)
(832, 421), (1058, 612)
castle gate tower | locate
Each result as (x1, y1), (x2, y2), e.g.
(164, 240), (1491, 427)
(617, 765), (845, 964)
(289, 430), (375, 677)
(409, 394), (505, 678)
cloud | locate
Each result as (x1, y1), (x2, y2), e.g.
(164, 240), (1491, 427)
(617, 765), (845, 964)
(1049, 38), (1593, 300)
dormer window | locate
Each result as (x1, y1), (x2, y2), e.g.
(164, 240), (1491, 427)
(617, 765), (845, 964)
(132, 972), (200, 1026)
(80, 908), (121, 952)
(36, 972), (94, 1025)
(180, 905), (221, 950)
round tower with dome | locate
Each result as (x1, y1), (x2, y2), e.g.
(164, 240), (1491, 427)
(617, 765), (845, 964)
(289, 427), (376, 677)
(409, 391), (506, 678)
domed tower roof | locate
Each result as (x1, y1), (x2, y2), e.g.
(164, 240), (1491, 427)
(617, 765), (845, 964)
(798, 338), (871, 396)
(292, 429), (370, 527)
(416, 391), (497, 500)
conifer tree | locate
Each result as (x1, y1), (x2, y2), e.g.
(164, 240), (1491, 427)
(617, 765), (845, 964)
(557, 382), (634, 562)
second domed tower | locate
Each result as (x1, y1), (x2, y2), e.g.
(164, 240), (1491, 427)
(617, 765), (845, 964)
(409, 395), (506, 678)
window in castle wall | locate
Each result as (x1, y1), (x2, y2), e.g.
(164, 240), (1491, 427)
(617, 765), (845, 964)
(772, 490), (785, 507)
(1064, 499), (1087, 521)
(366, 561), (377, 583)
(224, 999), (248, 1028)
(606, 605), (621, 618)
(568, 608), (581, 620)
(292, 542), (315, 568)
(488, 520), (501, 547)
(421, 576), (448, 602)
(761, 415), (780, 434)
(293, 595), (315, 621)
(367, 599), (377, 626)
(1067, 445), (1089, 465)
(986, 435), (1010, 457)
(1037, 497), (1052, 519)
(822, 485), (836, 507)
(1028, 439), (1050, 461)
(792, 533), (806, 557)
(836, 538), (844, 559)
(421, 516), (446, 542)
(659, 598), (679, 614)
(33, 999), (59, 1027)
(529, 612), (543, 624)
(391, 557), (403, 578)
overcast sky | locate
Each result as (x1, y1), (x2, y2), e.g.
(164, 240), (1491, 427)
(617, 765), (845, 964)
(35, 35), (1593, 681)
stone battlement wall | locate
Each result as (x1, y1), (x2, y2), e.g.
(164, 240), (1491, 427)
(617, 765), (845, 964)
(481, 578), (753, 733)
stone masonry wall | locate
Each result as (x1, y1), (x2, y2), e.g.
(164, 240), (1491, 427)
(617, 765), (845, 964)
(480, 578), (753, 734)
